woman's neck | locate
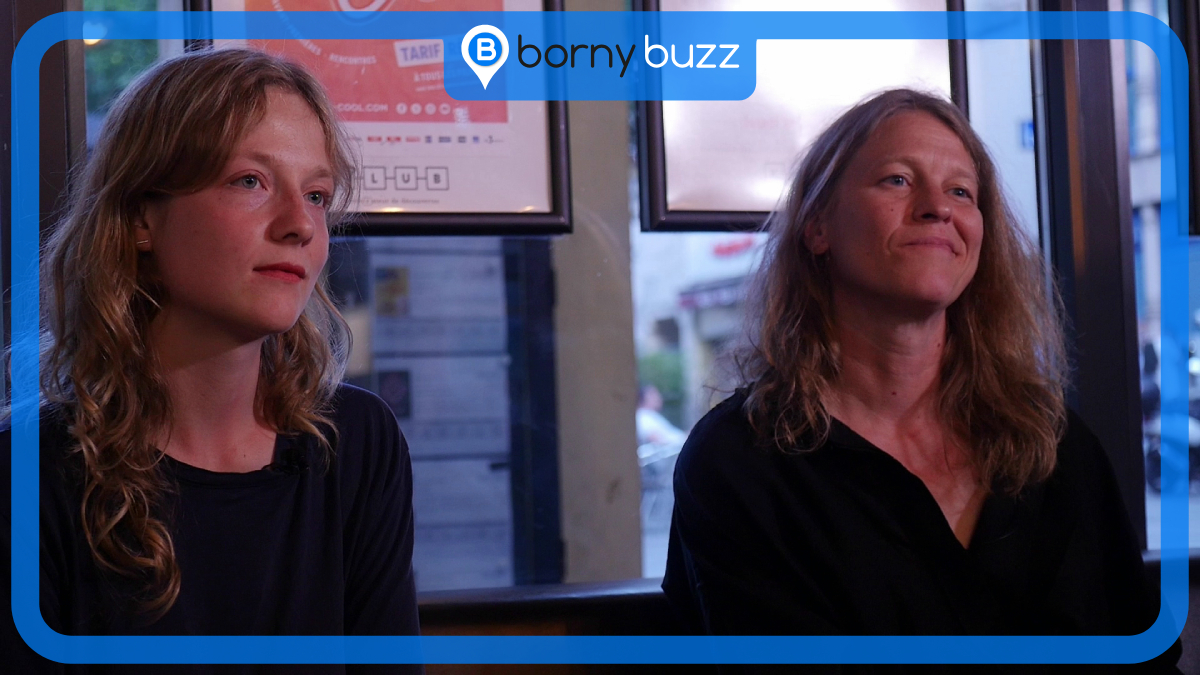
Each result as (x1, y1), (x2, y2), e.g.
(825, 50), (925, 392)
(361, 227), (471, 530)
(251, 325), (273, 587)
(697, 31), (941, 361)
(825, 295), (948, 427)
(148, 310), (276, 473)
(824, 295), (983, 548)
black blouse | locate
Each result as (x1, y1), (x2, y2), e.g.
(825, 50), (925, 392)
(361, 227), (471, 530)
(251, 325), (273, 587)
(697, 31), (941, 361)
(663, 391), (1180, 672)
(2, 384), (420, 674)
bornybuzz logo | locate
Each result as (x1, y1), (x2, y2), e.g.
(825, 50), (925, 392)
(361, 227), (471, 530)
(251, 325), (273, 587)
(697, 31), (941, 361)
(462, 24), (509, 90)
(460, 24), (741, 88)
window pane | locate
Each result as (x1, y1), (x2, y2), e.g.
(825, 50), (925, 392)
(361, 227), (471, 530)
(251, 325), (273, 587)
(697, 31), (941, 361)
(631, 230), (766, 577)
(328, 236), (560, 591)
(1125, 0), (1200, 550)
(965, 0), (1039, 241)
(83, 0), (185, 148)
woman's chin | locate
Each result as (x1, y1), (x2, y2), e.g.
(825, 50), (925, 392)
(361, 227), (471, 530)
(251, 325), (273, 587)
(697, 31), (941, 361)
(260, 317), (305, 339)
(868, 288), (965, 321)
(890, 278), (970, 311)
(226, 313), (306, 344)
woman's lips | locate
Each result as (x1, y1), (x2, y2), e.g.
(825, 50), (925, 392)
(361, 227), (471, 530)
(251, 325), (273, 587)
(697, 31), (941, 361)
(254, 264), (306, 282)
(904, 238), (956, 253)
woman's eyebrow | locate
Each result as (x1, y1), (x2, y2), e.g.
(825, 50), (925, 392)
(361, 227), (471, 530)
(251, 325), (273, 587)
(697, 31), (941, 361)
(239, 150), (334, 182)
(877, 155), (978, 183)
(945, 168), (980, 185)
(306, 167), (335, 182)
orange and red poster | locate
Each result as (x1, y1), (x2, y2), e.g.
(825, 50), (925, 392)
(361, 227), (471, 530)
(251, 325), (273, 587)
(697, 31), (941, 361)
(214, 0), (552, 214)
(244, 0), (508, 124)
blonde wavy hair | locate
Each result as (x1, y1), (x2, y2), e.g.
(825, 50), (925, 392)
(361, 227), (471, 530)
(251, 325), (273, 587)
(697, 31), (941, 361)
(736, 88), (1067, 495)
(39, 48), (355, 619)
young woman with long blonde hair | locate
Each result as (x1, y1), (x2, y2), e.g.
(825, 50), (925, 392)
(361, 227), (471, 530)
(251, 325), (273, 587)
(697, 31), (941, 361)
(3, 47), (420, 672)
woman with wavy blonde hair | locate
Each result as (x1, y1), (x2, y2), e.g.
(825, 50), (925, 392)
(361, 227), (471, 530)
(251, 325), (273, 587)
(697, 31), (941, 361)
(663, 89), (1176, 666)
(3, 47), (419, 669)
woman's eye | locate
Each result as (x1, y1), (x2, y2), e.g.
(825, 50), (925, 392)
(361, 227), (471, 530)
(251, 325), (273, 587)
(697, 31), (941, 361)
(236, 175), (259, 189)
(884, 175), (908, 187)
(951, 187), (974, 200)
(307, 192), (328, 207)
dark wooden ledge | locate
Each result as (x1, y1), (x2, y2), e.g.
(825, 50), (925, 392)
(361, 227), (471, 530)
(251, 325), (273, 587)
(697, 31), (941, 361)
(418, 577), (681, 636)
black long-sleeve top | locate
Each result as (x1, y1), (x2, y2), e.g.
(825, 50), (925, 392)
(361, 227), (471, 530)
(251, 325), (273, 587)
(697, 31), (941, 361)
(2, 384), (420, 674)
(663, 390), (1181, 672)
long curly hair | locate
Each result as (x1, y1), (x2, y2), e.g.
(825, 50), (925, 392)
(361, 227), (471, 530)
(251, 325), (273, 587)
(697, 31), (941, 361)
(735, 88), (1067, 495)
(39, 48), (355, 619)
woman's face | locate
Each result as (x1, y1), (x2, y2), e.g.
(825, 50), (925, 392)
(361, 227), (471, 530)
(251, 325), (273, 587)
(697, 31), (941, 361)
(807, 111), (984, 318)
(139, 89), (333, 343)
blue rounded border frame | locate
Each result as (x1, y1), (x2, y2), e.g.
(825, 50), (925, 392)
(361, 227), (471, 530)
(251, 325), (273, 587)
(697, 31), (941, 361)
(9, 10), (1191, 665)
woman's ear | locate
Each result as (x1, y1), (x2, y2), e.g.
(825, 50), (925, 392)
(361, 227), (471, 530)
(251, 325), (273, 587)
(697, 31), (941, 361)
(135, 202), (158, 252)
(805, 219), (830, 256)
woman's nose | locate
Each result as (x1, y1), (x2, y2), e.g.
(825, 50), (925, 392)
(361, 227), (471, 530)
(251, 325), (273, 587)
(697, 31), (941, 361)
(913, 187), (953, 223)
(270, 191), (318, 244)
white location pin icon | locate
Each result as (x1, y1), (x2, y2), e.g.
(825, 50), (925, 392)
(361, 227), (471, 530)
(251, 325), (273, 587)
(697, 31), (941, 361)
(462, 25), (509, 90)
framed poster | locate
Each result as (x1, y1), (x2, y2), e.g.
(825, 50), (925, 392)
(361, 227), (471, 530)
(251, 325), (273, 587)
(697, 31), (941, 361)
(636, 0), (964, 231)
(200, 0), (571, 235)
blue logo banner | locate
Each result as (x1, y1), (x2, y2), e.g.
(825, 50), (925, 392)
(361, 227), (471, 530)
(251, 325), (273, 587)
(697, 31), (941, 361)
(9, 9), (1191, 666)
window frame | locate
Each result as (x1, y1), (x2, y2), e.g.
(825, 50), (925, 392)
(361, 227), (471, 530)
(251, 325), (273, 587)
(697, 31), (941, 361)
(1166, 0), (1197, 237)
